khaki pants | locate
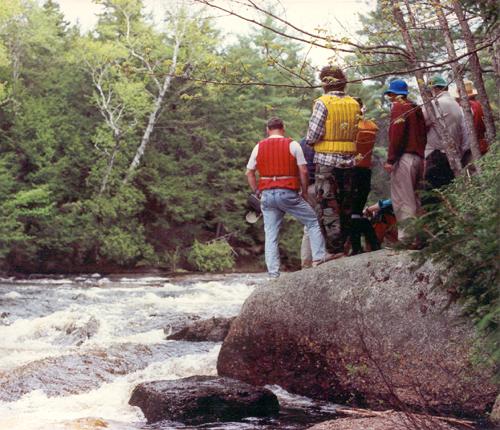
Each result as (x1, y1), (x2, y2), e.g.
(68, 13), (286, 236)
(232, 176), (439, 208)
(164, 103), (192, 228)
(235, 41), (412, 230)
(390, 153), (423, 240)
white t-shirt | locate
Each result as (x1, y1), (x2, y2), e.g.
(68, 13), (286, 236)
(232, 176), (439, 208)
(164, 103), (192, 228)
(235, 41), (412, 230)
(246, 136), (306, 170)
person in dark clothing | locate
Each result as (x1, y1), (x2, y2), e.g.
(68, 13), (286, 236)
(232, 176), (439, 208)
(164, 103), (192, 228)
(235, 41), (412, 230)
(350, 99), (380, 254)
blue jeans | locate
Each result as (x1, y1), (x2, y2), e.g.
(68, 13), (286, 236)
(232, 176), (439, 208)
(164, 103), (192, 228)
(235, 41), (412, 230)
(261, 188), (326, 277)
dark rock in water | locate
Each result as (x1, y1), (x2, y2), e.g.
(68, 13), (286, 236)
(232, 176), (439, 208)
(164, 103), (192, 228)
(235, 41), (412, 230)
(308, 412), (461, 430)
(129, 375), (279, 424)
(217, 250), (498, 418)
(162, 314), (201, 337)
(166, 316), (235, 342)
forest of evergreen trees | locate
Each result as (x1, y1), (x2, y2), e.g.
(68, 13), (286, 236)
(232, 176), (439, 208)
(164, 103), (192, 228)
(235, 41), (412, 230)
(0, 0), (497, 278)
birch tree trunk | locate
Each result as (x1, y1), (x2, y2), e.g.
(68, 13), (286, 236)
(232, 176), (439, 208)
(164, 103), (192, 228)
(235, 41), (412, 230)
(89, 63), (126, 195)
(393, 1), (463, 176)
(452, 0), (496, 147)
(100, 134), (121, 195)
(433, 0), (482, 164)
(123, 33), (182, 184)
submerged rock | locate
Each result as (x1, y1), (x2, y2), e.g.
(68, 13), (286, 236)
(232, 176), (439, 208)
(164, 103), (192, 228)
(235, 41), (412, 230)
(58, 316), (99, 346)
(129, 375), (279, 424)
(60, 417), (109, 429)
(0, 342), (212, 401)
(166, 316), (235, 342)
(217, 250), (498, 417)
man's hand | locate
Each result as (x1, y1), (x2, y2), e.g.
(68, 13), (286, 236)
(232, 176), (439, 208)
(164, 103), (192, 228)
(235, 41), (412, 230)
(301, 191), (313, 206)
(246, 169), (258, 193)
(384, 162), (394, 173)
(364, 203), (380, 217)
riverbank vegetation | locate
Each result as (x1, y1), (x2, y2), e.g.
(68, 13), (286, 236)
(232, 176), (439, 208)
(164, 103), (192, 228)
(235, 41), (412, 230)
(0, 0), (320, 272)
(410, 144), (499, 363)
(0, 0), (497, 281)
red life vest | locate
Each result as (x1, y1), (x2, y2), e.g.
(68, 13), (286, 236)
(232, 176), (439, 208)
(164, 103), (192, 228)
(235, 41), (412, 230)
(256, 137), (300, 191)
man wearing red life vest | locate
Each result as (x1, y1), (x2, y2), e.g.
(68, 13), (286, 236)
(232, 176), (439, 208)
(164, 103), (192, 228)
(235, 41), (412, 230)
(246, 117), (332, 278)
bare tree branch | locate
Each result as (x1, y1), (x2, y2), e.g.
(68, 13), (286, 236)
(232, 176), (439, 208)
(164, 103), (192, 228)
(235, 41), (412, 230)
(139, 34), (497, 90)
(194, 0), (411, 59)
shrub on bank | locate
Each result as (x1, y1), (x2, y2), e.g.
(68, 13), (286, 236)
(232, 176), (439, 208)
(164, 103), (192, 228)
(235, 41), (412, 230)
(410, 143), (499, 363)
(188, 239), (235, 273)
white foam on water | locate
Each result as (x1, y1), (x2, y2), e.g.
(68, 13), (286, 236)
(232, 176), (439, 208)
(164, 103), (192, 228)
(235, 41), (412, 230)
(0, 275), (261, 428)
(266, 385), (316, 408)
(6, 278), (74, 285)
(266, 385), (338, 414)
(113, 276), (171, 284)
(0, 345), (221, 430)
(79, 287), (103, 298)
(133, 281), (255, 317)
(108, 329), (165, 344)
(0, 309), (95, 369)
(3, 291), (23, 299)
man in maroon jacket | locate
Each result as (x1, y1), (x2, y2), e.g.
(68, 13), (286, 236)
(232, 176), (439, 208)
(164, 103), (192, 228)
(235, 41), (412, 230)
(383, 79), (426, 241)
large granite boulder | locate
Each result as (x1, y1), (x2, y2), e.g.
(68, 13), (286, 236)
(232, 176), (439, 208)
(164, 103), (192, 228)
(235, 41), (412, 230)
(217, 250), (498, 417)
(129, 375), (279, 424)
(166, 317), (235, 342)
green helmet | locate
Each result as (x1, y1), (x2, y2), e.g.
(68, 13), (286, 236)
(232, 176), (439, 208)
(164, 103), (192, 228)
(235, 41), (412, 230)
(429, 75), (448, 88)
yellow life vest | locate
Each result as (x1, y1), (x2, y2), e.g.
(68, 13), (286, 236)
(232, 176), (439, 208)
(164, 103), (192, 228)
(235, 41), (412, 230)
(314, 95), (361, 154)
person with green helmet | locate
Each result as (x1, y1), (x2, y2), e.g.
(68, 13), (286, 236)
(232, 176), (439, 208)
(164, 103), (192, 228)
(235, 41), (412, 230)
(422, 75), (467, 190)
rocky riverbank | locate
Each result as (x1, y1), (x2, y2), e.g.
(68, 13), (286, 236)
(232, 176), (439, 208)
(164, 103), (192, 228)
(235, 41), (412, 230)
(216, 250), (498, 420)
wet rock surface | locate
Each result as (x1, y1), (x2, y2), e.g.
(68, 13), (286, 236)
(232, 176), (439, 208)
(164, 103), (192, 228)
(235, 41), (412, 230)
(166, 316), (236, 342)
(0, 342), (212, 401)
(308, 412), (462, 430)
(217, 250), (498, 417)
(129, 375), (280, 424)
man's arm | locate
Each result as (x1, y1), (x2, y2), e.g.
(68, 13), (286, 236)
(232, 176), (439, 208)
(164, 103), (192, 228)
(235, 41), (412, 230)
(290, 141), (310, 200)
(304, 100), (327, 146)
(246, 145), (259, 193)
(298, 165), (310, 203)
(386, 102), (408, 165)
(246, 169), (258, 194)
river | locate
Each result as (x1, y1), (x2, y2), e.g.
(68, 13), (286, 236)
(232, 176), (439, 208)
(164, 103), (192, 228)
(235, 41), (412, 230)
(0, 273), (338, 430)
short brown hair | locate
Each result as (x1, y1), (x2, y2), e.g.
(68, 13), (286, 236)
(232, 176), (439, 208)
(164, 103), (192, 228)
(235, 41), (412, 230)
(266, 117), (284, 130)
(319, 66), (346, 92)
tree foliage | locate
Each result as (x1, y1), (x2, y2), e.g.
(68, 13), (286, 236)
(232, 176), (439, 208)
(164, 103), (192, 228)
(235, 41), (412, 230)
(0, 0), (318, 272)
(0, 0), (497, 279)
(408, 144), (499, 361)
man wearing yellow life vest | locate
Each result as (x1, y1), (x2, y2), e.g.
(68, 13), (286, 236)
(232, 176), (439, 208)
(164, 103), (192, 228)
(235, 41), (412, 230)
(304, 66), (361, 254)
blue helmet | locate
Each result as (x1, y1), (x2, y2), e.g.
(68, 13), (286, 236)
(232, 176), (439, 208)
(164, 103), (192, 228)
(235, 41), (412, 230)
(384, 79), (408, 96)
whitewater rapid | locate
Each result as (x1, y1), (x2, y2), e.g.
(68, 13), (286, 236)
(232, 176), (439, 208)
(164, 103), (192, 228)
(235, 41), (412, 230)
(0, 273), (263, 429)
